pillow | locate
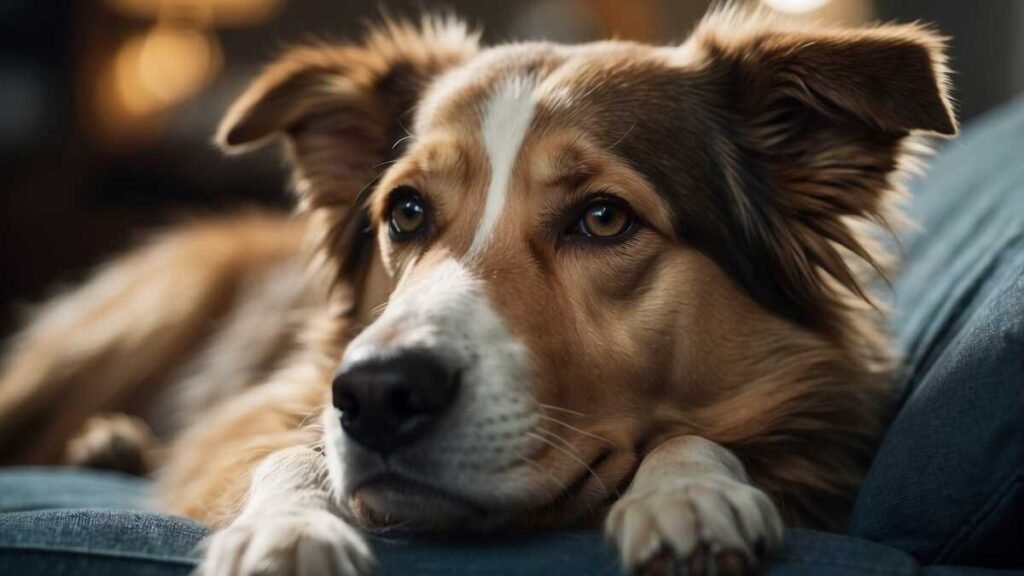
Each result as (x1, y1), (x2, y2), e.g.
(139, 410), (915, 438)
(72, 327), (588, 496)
(848, 98), (1024, 568)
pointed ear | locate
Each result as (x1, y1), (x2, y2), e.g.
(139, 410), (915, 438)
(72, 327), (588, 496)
(690, 11), (956, 329)
(217, 16), (479, 203)
(216, 17), (478, 301)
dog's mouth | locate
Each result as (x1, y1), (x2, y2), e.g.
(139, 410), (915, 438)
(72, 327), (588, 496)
(350, 473), (488, 528)
(347, 449), (617, 531)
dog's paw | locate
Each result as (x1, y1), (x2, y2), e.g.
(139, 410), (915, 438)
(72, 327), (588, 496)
(197, 509), (374, 576)
(65, 413), (154, 475)
(605, 476), (783, 576)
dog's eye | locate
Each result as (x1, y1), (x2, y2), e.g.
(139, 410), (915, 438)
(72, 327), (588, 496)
(577, 200), (633, 239)
(388, 187), (427, 238)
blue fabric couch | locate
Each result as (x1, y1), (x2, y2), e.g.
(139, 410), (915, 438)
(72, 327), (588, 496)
(1, 98), (1022, 575)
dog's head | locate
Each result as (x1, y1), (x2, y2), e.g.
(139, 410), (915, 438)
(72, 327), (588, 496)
(218, 12), (954, 530)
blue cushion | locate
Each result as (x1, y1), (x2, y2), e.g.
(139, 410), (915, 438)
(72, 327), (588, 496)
(3, 469), (1011, 576)
(0, 509), (203, 576)
(0, 468), (149, 512)
(1, 469), (1019, 576)
(848, 98), (1024, 567)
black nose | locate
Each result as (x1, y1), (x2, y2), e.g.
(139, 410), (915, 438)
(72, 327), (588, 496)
(332, 350), (460, 455)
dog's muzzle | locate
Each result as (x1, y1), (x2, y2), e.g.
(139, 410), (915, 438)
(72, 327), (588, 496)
(332, 349), (461, 455)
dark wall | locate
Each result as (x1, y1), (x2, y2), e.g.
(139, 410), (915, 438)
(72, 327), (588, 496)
(876, 0), (1024, 122)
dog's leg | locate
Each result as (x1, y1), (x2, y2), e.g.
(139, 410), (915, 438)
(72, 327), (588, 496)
(0, 215), (306, 465)
(0, 244), (216, 464)
(197, 446), (373, 576)
(606, 436), (783, 576)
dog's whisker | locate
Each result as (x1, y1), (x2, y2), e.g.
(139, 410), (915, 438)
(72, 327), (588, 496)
(303, 439), (325, 452)
(527, 435), (602, 516)
(296, 408), (325, 430)
(538, 414), (614, 446)
(368, 517), (416, 536)
(391, 134), (417, 151)
(527, 431), (607, 496)
(370, 300), (390, 317)
(537, 403), (589, 418)
(397, 118), (413, 138)
(349, 172), (383, 205)
(608, 122), (635, 150)
(535, 427), (586, 457)
(516, 454), (568, 494)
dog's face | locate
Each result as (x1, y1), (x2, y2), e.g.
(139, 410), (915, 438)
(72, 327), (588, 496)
(336, 46), (741, 528)
(218, 14), (954, 530)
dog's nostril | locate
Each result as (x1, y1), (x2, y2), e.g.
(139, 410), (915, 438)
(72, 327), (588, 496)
(388, 387), (416, 417)
(331, 350), (460, 454)
(334, 390), (358, 415)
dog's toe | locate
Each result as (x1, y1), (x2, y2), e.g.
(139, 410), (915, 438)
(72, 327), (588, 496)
(65, 413), (154, 475)
(606, 475), (782, 576)
(198, 510), (373, 576)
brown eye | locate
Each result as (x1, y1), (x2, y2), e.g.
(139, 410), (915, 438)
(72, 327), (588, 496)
(579, 201), (632, 238)
(388, 188), (427, 238)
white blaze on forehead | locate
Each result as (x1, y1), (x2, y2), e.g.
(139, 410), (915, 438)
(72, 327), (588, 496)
(467, 75), (537, 259)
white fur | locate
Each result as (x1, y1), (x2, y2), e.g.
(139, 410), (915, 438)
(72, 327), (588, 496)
(467, 75), (536, 259)
(414, 44), (548, 135)
(328, 258), (540, 520)
(197, 447), (373, 576)
(605, 436), (784, 572)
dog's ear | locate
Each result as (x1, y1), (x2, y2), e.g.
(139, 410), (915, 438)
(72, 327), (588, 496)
(692, 11), (956, 330)
(696, 12), (956, 136)
(217, 17), (478, 296)
(218, 16), (478, 203)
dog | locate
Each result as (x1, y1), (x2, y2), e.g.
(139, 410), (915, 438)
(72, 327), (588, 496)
(0, 9), (955, 576)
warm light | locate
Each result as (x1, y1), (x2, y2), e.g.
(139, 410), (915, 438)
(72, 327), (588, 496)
(111, 25), (222, 116)
(105, 0), (284, 27)
(760, 0), (832, 14)
(139, 27), (220, 105)
(93, 0), (275, 144)
(112, 34), (155, 116)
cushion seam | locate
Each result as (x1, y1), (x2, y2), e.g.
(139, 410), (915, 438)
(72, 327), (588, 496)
(933, 473), (1023, 564)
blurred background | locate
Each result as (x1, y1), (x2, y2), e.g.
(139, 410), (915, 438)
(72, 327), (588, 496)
(1, 0), (1022, 336)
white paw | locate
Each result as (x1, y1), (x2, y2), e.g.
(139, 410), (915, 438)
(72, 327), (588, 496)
(196, 509), (374, 576)
(605, 475), (783, 576)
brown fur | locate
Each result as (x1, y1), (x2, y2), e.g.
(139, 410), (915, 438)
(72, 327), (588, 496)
(0, 213), (309, 465)
(157, 316), (342, 527)
(0, 11), (955, 539)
